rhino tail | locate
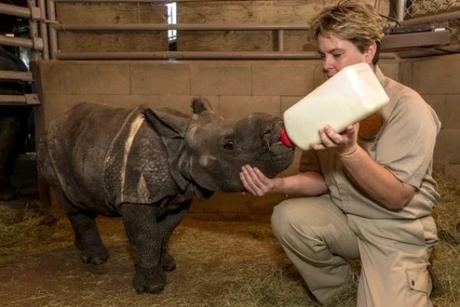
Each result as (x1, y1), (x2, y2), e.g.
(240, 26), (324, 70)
(36, 138), (59, 187)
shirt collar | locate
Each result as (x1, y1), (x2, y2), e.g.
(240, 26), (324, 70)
(374, 65), (389, 87)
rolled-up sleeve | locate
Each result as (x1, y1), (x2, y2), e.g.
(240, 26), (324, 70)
(375, 92), (440, 189)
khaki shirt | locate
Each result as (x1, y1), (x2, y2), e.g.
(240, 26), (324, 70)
(300, 66), (441, 219)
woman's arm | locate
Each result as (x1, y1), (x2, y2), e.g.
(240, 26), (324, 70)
(240, 165), (328, 197)
(314, 124), (415, 210)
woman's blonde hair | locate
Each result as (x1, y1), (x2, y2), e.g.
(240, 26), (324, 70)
(310, 0), (384, 63)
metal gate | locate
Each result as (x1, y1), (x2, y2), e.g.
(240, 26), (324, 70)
(0, 0), (47, 105)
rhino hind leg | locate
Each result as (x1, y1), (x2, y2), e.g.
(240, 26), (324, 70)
(69, 212), (109, 265)
(158, 201), (191, 272)
(56, 190), (108, 265)
(120, 203), (165, 294)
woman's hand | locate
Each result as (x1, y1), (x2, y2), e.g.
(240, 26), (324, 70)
(310, 123), (359, 156)
(239, 165), (279, 196)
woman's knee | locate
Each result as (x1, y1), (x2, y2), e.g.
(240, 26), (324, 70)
(271, 198), (322, 242)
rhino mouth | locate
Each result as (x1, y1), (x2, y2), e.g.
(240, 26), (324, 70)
(256, 120), (294, 167)
(265, 120), (294, 153)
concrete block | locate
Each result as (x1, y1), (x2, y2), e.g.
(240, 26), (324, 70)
(80, 94), (219, 115)
(284, 31), (311, 51)
(218, 96), (280, 120)
(152, 95), (219, 115)
(312, 63), (328, 88)
(379, 61), (400, 81)
(75, 63), (130, 95)
(178, 31), (274, 52)
(190, 63), (252, 96)
(444, 95), (460, 129)
(422, 94), (445, 125)
(59, 32), (167, 53)
(41, 94), (221, 128)
(398, 60), (413, 87)
(130, 63), (190, 95)
(252, 62), (316, 96)
(90, 94), (158, 109)
(40, 94), (100, 127)
(56, 3), (167, 52)
(180, 1), (316, 24)
(411, 54), (460, 94)
(56, 3), (165, 24)
(280, 96), (303, 114)
(37, 62), (79, 94)
(434, 129), (460, 164)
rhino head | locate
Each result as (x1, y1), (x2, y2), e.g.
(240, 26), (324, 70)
(144, 98), (294, 193)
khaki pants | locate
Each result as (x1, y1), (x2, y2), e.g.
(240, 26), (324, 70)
(271, 196), (437, 307)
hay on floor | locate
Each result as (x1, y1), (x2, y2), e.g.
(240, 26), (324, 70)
(0, 172), (459, 306)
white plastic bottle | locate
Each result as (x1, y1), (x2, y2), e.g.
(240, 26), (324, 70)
(281, 63), (389, 150)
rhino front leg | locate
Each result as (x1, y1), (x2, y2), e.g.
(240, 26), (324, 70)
(120, 203), (165, 294)
(158, 201), (191, 271)
(57, 191), (108, 264)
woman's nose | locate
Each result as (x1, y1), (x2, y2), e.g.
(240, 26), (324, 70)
(322, 55), (334, 71)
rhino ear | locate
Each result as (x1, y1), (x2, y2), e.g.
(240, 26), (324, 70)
(191, 97), (213, 114)
(143, 108), (190, 138)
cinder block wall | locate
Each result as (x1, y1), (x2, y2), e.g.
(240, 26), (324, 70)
(36, 59), (399, 218)
(400, 54), (460, 183)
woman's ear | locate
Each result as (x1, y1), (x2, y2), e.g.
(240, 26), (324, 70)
(364, 41), (377, 65)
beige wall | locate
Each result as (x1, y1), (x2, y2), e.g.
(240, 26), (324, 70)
(400, 54), (460, 183)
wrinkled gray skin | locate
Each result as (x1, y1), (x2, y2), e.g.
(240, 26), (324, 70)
(38, 98), (294, 294)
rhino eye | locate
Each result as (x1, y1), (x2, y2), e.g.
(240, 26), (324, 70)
(223, 138), (234, 150)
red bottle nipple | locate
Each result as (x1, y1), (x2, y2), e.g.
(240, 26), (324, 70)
(280, 127), (296, 148)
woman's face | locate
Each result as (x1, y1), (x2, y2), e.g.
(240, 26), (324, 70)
(317, 32), (375, 78)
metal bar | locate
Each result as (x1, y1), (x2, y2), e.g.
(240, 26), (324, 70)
(0, 94), (40, 105)
(396, 0), (405, 22)
(0, 95), (26, 103)
(53, 0), (258, 2)
(396, 43), (460, 58)
(28, 0), (41, 60)
(56, 51), (320, 60)
(381, 30), (450, 50)
(0, 3), (31, 18)
(277, 30), (284, 52)
(0, 70), (34, 81)
(400, 10), (460, 26)
(47, 0), (58, 59)
(39, 0), (49, 59)
(0, 35), (35, 49)
(52, 23), (310, 31)
(55, 51), (399, 60)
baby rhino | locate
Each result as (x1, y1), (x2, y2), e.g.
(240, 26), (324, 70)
(39, 98), (294, 294)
